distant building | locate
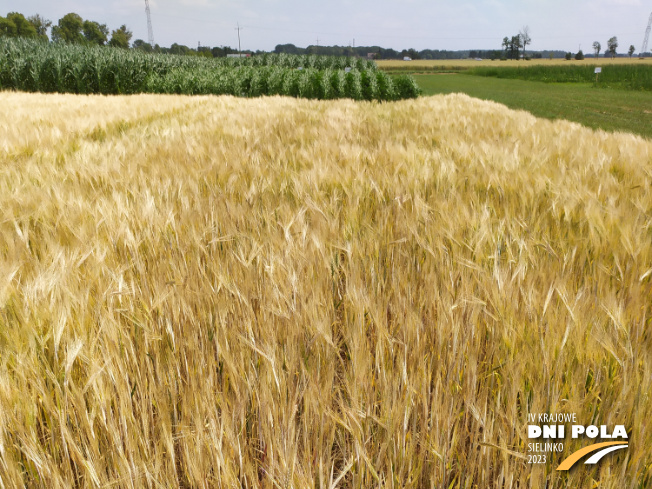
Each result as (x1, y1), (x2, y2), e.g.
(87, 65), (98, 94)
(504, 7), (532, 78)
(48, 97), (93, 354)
(227, 53), (250, 58)
(403, 56), (412, 61)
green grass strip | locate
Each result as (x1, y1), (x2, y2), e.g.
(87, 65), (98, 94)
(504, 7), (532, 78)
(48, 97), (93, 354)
(415, 73), (652, 138)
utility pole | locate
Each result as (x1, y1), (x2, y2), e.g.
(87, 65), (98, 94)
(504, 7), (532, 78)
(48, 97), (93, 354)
(235, 22), (243, 56)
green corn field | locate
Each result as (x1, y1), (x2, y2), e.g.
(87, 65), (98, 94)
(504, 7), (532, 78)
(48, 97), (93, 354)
(0, 38), (421, 100)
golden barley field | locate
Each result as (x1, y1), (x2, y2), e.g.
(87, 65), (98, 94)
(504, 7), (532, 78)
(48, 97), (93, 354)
(377, 57), (652, 70)
(1, 92), (651, 488)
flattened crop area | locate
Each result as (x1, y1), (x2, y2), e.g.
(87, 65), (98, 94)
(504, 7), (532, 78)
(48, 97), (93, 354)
(1, 93), (651, 488)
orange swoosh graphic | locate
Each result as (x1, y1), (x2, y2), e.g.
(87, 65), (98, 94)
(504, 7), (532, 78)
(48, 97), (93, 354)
(556, 442), (628, 471)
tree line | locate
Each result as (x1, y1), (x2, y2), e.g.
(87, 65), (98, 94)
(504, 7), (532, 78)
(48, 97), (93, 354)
(0, 14), (499, 60)
(0, 12), (133, 48)
(501, 26), (532, 60)
(1, 12), (643, 60)
(272, 44), (492, 60)
(591, 38), (637, 58)
(500, 28), (638, 61)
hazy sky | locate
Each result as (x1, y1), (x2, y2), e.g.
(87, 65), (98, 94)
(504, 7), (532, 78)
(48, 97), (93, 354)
(10, 0), (651, 53)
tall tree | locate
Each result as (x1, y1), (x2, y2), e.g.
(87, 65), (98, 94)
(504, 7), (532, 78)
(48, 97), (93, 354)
(628, 45), (635, 58)
(133, 39), (153, 52)
(0, 16), (17, 37)
(6, 12), (38, 38)
(51, 13), (84, 43)
(108, 24), (132, 49)
(27, 14), (52, 40)
(592, 41), (601, 58)
(510, 35), (522, 60)
(607, 36), (618, 58)
(169, 43), (191, 55)
(502, 37), (510, 57)
(82, 20), (108, 45)
(520, 26), (531, 57)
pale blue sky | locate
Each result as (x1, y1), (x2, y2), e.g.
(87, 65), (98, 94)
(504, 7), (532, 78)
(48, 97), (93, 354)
(10, 0), (651, 53)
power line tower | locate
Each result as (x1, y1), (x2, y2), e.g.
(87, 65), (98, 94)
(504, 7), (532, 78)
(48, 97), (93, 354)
(144, 0), (155, 46)
(642, 11), (652, 57)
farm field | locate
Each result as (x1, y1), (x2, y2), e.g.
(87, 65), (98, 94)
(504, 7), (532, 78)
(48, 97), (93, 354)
(378, 58), (652, 71)
(414, 74), (652, 138)
(1, 92), (652, 488)
(0, 39), (419, 100)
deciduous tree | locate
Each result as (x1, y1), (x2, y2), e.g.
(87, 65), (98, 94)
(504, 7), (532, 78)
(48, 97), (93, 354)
(592, 41), (601, 58)
(6, 12), (38, 38)
(133, 39), (153, 52)
(0, 16), (16, 37)
(607, 36), (618, 58)
(520, 26), (531, 57)
(510, 35), (522, 60)
(52, 13), (84, 43)
(502, 37), (510, 57)
(27, 14), (51, 40)
(83, 20), (109, 45)
(593, 41), (602, 58)
(108, 24), (132, 49)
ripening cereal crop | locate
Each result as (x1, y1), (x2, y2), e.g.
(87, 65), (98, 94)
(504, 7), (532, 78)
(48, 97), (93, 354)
(0, 91), (651, 488)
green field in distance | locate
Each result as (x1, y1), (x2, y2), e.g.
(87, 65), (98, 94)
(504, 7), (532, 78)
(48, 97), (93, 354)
(414, 74), (652, 139)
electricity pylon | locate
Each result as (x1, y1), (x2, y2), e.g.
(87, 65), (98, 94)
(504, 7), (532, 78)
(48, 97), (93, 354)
(144, 0), (155, 46)
(641, 11), (652, 57)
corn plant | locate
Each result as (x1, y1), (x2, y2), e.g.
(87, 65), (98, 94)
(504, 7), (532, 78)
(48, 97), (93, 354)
(0, 37), (416, 100)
